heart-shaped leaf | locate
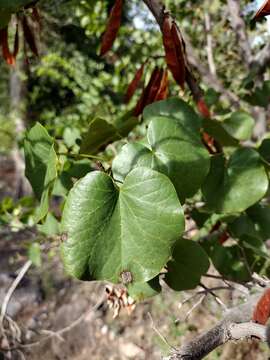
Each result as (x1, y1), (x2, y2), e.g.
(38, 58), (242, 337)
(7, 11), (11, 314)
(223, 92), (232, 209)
(80, 114), (138, 155)
(222, 111), (254, 141)
(61, 167), (184, 284)
(164, 239), (210, 291)
(24, 123), (58, 221)
(202, 118), (238, 147)
(80, 117), (120, 154)
(112, 116), (210, 202)
(143, 98), (201, 133)
(259, 138), (270, 164)
(202, 148), (268, 214)
(247, 203), (270, 240)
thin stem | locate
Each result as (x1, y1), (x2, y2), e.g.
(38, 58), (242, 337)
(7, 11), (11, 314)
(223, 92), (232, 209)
(57, 152), (106, 162)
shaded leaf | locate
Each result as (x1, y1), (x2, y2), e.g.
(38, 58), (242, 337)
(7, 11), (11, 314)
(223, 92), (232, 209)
(164, 239), (210, 291)
(80, 114), (138, 155)
(202, 118), (238, 147)
(259, 138), (270, 164)
(100, 0), (123, 56)
(205, 241), (251, 282)
(202, 148), (268, 214)
(80, 117), (120, 155)
(24, 123), (58, 221)
(247, 203), (270, 240)
(222, 111), (254, 141)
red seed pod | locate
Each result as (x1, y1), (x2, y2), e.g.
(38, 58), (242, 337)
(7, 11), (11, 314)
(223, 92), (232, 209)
(134, 67), (161, 116)
(13, 23), (19, 59)
(171, 22), (186, 90)
(253, 288), (270, 325)
(125, 62), (146, 103)
(254, 0), (270, 20)
(197, 98), (211, 118)
(100, 0), (123, 56)
(0, 27), (15, 66)
(22, 15), (39, 57)
(154, 69), (169, 101)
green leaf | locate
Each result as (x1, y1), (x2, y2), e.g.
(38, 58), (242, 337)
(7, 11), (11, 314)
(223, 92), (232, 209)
(240, 235), (268, 259)
(28, 243), (41, 267)
(203, 118), (238, 147)
(112, 116), (210, 202)
(164, 239), (209, 291)
(208, 243), (251, 282)
(222, 111), (254, 141)
(80, 117), (119, 155)
(143, 98), (201, 133)
(0, 10), (11, 29)
(24, 123), (58, 222)
(114, 111), (138, 136)
(63, 127), (81, 148)
(61, 167), (184, 283)
(258, 138), (270, 164)
(202, 148), (268, 214)
(128, 277), (161, 302)
(0, 0), (34, 11)
(247, 203), (270, 240)
(80, 114), (138, 155)
(228, 214), (258, 239)
(37, 212), (60, 236)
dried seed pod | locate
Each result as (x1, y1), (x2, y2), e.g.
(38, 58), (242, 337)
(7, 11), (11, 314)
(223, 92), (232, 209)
(0, 26), (15, 66)
(100, 0), (123, 56)
(125, 62), (146, 103)
(254, 0), (270, 20)
(22, 14), (38, 57)
(253, 288), (270, 325)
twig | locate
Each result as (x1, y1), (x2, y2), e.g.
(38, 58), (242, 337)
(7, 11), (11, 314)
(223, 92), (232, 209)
(147, 312), (176, 351)
(184, 294), (206, 321)
(0, 260), (32, 326)
(200, 283), (227, 311)
(204, 11), (216, 76)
